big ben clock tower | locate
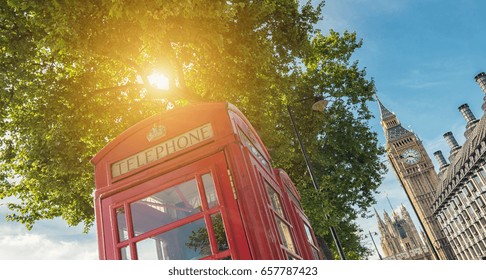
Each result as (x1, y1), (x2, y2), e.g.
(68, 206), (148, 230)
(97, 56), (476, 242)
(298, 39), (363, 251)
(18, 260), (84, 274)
(376, 96), (455, 260)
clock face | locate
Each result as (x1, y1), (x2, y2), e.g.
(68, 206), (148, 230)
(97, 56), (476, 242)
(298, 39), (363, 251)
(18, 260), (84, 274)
(401, 148), (421, 165)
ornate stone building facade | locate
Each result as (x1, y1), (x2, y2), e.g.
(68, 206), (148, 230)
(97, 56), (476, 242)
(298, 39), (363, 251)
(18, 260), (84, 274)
(377, 97), (455, 260)
(431, 72), (486, 260)
(375, 205), (433, 260)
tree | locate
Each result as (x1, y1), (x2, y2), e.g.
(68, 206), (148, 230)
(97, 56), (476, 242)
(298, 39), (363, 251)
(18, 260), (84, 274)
(270, 30), (387, 259)
(0, 0), (385, 258)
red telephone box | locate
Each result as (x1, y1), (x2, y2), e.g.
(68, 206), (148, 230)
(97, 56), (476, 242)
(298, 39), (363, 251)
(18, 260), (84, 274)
(92, 102), (323, 260)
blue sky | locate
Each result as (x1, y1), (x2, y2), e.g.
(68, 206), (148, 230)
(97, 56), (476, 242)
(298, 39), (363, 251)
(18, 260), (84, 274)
(1, 0), (486, 260)
(317, 0), (486, 259)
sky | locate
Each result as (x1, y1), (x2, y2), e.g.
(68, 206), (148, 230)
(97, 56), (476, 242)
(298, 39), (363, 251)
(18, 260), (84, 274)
(1, 0), (486, 261)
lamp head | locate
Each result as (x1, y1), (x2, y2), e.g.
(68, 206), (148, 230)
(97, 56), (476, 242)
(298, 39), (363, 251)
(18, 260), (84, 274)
(311, 99), (328, 112)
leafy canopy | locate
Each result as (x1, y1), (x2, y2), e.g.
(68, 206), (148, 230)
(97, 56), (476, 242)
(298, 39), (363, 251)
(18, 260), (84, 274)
(0, 0), (385, 259)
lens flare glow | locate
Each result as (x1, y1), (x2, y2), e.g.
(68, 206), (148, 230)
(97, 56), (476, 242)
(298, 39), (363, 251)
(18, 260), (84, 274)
(147, 72), (170, 90)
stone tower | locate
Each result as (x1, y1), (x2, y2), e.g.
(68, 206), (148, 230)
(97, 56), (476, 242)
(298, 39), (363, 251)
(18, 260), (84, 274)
(375, 206), (433, 260)
(376, 96), (455, 260)
(375, 208), (402, 257)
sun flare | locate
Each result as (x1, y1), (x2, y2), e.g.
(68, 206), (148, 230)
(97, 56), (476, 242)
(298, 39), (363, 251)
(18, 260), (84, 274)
(147, 71), (170, 90)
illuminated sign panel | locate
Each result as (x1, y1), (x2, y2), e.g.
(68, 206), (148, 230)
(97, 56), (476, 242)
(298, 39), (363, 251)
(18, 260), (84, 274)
(111, 123), (213, 178)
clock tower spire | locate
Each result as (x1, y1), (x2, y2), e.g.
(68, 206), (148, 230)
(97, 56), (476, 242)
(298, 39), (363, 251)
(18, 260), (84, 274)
(376, 96), (455, 260)
(376, 95), (413, 144)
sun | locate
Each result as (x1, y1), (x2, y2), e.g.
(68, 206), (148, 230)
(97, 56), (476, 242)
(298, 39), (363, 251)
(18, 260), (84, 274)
(147, 71), (170, 90)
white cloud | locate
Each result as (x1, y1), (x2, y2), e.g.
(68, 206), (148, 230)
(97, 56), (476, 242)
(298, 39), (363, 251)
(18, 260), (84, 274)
(398, 79), (447, 90)
(0, 201), (98, 260)
(0, 232), (98, 260)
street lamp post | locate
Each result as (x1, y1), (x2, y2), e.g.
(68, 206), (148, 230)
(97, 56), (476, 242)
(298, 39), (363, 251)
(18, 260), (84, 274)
(368, 231), (383, 260)
(286, 98), (346, 260)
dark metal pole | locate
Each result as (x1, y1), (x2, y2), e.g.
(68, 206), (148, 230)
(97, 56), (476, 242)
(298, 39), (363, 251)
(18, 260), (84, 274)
(287, 105), (346, 260)
(368, 231), (383, 260)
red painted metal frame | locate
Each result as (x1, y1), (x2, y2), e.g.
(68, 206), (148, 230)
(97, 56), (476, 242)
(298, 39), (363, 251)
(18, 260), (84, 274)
(92, 102), (323, 260)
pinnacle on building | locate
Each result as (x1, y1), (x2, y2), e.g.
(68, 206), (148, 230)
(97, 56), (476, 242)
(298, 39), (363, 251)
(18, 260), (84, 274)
(376, 95), (413, 144)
